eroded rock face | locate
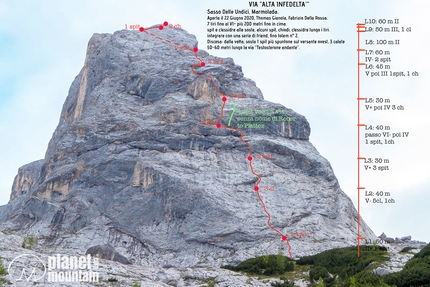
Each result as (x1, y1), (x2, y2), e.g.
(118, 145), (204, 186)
(86, 244), (130, 265)
(9, 159), (45, 201)
(0, 26), (374, 267)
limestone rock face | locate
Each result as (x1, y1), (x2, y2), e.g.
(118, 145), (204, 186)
(0, 26), (374, 267)
(86, 244), (131, 265)
(9, 159), (45, 202)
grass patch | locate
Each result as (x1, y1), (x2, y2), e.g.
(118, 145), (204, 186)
(203, 277), (218, 287)
(0, 258), (8, 287)
(383, 243), (430, 287)
(22, 233), (37, 249)
(222, 252), (294, 276)
(270, 276), (296, 287)
(399, 246), (416, 253)
(296, 245), (388, 279)
(221, 244), (428, 287)
(184, 271), (190, 280)
(0, 258), (5, 276)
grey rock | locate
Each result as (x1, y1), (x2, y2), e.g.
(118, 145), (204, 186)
(3, 232), (422, 286)
(378, 232), (387, 239)
(374, 267), (391, 276)
(9, 159), (45, 202)
(385, 237), (395, 243)
(375, 243), (424, 275)
(401, 235), (412, 241)
(0, 27), (375, 267)
(86, 244), (131, 265)
(155, 268), (182, 286)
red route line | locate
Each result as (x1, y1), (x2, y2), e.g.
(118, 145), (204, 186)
(357, 23), (362, 258)
(356, 22), (367, 258)
(249, 161), (262, 186)
(138, 23), (293, 259)
(219, 101), (226, 126)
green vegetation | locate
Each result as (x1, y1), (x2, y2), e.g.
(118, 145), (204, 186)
(297, 245), (388, 280)
(309, 266), (330, 282)
(203, 277), (217, 287)
(132, 281), (141, 287)
(107, 277), (118, 282)
(221, 244), (430, 287)
(399, 246), (416, 253)
(301, 244), (430, 286)
(296, 245), (389, 285)
(383, 243), (430, 287)
(271, 276), (296, 287)
(184, 271), (190, 280)
(222, 252), (294, 276)
(0, 257), (8, 286)
(349, 270), (393, 287)
(0, 258), (6, 276)
(22, 233), (37, 249)
(415, 244), (430, 258)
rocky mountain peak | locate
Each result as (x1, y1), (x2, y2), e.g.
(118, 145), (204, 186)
(0, 25), (374, 268)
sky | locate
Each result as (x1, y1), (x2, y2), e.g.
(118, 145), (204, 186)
(0, 0), (429, 242)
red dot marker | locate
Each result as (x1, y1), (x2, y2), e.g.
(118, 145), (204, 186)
(216, 123), (221, 128)
(247, 156), (253, 161)
(193, 47), (198, 53)
(159, 25), (163, 30)
(139, 27), (144, 32)
(254, 186), (259, 191)
(282, 235), (287, 241)
(201, 62), (206, 67)
(222, 96), (227, 102)
(164, 21), (168, 26)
